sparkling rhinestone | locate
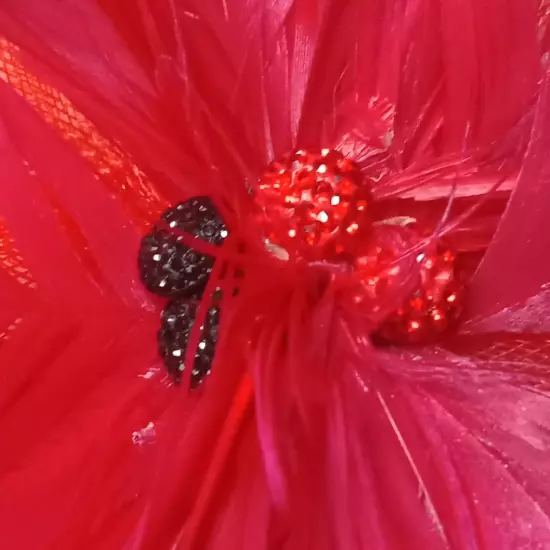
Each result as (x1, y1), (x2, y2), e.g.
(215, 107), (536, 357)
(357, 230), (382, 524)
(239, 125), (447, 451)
(138, 197), (228, 298)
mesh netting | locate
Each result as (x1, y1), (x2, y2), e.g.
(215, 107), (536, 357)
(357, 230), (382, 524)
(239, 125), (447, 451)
(0, 38), (167, 228)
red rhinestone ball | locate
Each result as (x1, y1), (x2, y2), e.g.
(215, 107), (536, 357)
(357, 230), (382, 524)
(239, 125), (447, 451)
(361, 225), (464, 345)
(254, 149), (372, 261)
(254, 149), (465, 345)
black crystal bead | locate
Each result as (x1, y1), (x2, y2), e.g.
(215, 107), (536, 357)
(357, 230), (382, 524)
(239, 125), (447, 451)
(158, 297), (220, 388)
(138, 197), (228, 298)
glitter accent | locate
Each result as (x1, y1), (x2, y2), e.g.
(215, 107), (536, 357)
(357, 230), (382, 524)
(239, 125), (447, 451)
(138, 197), (228, 298)
(158, 298), (220, 388)
(254, 149), (372, 261)
(362, 225), (465, 345)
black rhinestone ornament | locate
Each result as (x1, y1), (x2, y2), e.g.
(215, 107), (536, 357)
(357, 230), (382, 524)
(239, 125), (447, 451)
(158, 297), (220, 388)
(138, 197), (228, 298)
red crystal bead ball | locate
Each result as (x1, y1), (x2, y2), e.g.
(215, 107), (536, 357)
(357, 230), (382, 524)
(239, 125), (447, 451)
(254, 149), (371, 261)
(254, 150), (465, 345)
(353, 225), (420, 308)
(364, 226), (464, 345)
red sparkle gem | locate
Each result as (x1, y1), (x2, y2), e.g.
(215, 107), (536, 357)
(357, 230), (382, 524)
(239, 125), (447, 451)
(254, 149), (372, 261)
(355, 224), (465, 345)
(353, 225), (419, 311)
(254, 151), (465, 345)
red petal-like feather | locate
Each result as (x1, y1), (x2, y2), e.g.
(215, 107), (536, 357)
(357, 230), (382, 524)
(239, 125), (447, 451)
(0, 2), (548, 549)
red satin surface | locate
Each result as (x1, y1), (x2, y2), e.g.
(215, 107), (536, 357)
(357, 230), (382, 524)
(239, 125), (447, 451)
(0, 2), (549, 550)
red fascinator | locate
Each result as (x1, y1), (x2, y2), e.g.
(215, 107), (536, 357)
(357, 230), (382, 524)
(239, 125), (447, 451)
(0, 2), (549, 549)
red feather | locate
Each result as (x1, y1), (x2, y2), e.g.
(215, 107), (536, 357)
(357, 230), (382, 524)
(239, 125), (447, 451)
(0, 1), (548, 549)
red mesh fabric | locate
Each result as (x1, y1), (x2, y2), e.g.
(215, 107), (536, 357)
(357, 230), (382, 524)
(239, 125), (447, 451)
(0, 219), (34, 289)
(472, 337), (550, 365)
(449, 332), (550, 369)
(0, 38), (168, 228)
(0, 220), (34, 344)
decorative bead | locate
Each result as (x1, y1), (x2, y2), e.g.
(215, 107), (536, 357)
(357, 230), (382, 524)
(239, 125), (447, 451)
(138, 197), (228, 298)
(356, 224), (465, 345)
(353, 224), (419, 308)
(158, 296), (220, 388)
(138, 150), (466, 393)
(254, 149), (372, 262)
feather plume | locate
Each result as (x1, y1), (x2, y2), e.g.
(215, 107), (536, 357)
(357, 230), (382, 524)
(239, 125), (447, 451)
(0, 1), (548, 549)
